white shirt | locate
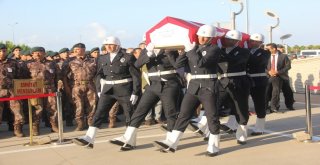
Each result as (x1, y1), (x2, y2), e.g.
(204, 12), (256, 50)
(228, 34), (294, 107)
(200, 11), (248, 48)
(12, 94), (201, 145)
(271, 52), (279, 72)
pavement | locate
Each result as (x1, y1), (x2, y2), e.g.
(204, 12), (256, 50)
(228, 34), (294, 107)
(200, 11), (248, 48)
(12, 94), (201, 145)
(0, 93), (320, 165)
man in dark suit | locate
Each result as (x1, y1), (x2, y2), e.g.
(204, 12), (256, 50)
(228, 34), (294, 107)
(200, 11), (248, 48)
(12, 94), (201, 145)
(72, 36), (141, 148)
(265, 43), (291, 113)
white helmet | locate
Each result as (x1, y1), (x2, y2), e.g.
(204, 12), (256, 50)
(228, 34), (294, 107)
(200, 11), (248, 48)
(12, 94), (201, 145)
(103, 36), (121, 46)
(196, 25), (216, 37)
(250, 33), (264, 42)
(225, 30), (242, 41)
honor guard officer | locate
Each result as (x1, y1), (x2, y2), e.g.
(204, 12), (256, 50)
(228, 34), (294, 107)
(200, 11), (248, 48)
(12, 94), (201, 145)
(247, 33), (270, 135)
(62, 43), (97, 131)
(0, 44), (25, 137)
(109, 40), (185, 151)
(152, 25), (222, 157)
(72, 36), (141, 148)
(217, 30), (251, 144)
(25, 47), (60, 135)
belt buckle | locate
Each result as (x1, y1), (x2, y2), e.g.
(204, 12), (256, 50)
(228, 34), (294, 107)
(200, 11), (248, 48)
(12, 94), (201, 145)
(111, 81), (115, 85)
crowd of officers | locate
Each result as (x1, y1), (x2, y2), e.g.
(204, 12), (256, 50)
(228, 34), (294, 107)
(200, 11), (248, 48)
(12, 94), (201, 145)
(0, 24), (294, 157)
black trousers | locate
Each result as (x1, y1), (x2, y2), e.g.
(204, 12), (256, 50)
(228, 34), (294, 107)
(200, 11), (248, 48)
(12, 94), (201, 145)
(93, 90), (133, 128)
(282, 80), (295, 108)
(129, 81), (181, 131)
(219, 77), (251, 125)
(251, 85), (267, 118)
(174, 87), (220, 134)
(266, 77), (283, 110)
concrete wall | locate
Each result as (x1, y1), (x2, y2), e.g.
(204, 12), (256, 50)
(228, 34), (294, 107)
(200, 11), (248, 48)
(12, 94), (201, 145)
(289, 57), (320, 94)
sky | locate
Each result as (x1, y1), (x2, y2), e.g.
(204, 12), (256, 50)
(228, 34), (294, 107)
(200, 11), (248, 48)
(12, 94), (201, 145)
(0, 0), (319, 51)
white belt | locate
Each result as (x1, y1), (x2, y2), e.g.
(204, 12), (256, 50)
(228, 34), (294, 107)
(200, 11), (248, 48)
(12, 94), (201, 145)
(100, 78), (133, 85)
(220, 71), (247, 78)
(190, 74), (217, 79)
(248, 73), (267, 77)
(148, 70), (176, 77)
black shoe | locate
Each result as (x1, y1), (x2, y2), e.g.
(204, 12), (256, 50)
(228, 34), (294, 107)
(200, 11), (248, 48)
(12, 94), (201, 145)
(109, 139), (125, 146)
(251, 131), (264, 136)
(73, 138), (93, 148)
(237, 140), (247, 145)
(220, 125), (235, 134)
(153, 141), (175, 153)
(203, 137), (209, 141)
(120, 144), (135, 151)
(287, 106), (295, 111)
(205, 151), (219, 157)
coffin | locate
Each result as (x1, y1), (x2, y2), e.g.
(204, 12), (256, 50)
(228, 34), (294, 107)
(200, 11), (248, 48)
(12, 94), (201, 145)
(145, 16), (250, 48)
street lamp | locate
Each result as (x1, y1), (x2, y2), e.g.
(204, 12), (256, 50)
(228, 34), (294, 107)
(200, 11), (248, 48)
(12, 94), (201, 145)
(230, 0), (244, 30)
(8, 22), (18, 44)
(265, 10), (280, 43)
(280, 34), (292, 54)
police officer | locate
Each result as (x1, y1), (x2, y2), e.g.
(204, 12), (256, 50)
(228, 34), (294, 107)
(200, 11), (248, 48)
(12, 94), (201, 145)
(72, 36), (140, 148)
(0, 43), (25, 137)
(217, 30), (251, 144)
(152, 25), (221, 157)
(62, 43), (97, 131)
(109, 40), (184, 151)
(247, 33), (270, 135)
(25, 47), (60, 135)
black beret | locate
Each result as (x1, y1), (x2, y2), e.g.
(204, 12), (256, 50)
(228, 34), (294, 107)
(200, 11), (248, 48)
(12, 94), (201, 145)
(0, 43), (7, 50)
(90, 47), (100, 53)
(58, 48), (69, 54)
(85, 51), (90, 56)
(12, 46), (22, 51)
(31, 47), (45, 53)
(73, 43), (86, 49)
(51, 51), (59, 57)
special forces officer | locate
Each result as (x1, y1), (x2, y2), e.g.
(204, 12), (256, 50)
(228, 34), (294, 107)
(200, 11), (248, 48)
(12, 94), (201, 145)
(62, 43), (97, 131)
(26, 47), (60, 135)
(0, 44), (25, 137)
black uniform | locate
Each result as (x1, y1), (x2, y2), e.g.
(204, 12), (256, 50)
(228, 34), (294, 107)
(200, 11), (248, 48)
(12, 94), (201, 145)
(174, 43), (221, 134)
(218, 46), (251, 125)
(247, 48), (270, 118)
(92, 50), (141, 127)
(128, 49), (183, 131)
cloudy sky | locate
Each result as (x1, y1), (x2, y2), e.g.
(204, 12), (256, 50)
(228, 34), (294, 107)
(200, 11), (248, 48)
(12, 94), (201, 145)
(0, 0), (319, 51)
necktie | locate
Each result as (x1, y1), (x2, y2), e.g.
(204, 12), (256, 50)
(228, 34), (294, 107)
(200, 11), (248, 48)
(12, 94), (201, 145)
(271, 55), (275, 71)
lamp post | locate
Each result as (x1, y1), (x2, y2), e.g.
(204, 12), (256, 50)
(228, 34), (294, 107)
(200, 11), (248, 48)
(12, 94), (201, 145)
(280, 34), (292, 54)
(230, 0), (244, 30)
(265, 11), (280, 43)
(8, 22), (18, 44)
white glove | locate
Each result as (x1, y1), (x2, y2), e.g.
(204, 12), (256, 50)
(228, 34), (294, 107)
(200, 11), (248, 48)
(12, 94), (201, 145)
(146, 43), (155, 57)
(184, 41), (196, 52)
(97, 92), (101, 98)
(130, 94), (139, 105)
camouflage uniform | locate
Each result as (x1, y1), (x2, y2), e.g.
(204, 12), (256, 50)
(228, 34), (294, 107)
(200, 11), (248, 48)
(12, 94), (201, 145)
(56, 58), (74, 126)
(0, 58), (24, 137)
(26, 60), (60, 135)
(62, 56), (97, 131)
